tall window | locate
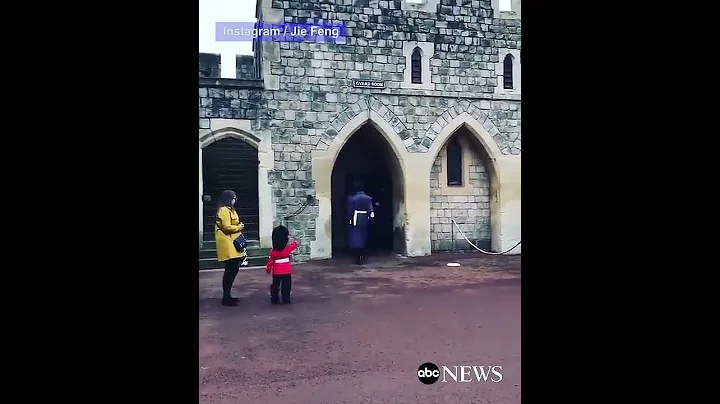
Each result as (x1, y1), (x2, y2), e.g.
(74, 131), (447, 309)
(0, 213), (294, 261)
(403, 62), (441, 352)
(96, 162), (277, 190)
(446, 137), (463, 186)
(503, 54), (513, 89)
(411, 47), (422, 84)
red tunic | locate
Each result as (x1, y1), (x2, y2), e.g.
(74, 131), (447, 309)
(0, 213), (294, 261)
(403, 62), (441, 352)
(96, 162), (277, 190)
(266, 240), (299, 275)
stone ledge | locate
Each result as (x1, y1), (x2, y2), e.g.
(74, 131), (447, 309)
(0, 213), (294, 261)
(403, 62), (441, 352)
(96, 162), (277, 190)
(198, 82), (521, 102)
(499, 11), (521, 20)
(199, 78), (264, 89)
(318, 87), (521, 101)
(393, 89), (521, 101)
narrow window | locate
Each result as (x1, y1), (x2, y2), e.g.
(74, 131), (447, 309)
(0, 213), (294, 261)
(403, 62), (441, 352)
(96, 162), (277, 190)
(503, 54), (513, 89)
(411, 47), (422, 84)
(446, 137), (463, 186)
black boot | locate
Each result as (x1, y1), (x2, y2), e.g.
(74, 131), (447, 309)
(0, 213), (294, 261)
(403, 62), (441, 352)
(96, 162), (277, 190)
(222, 278), (238, 305)
(222, 286), (238, 306)
(221, 259), (241, 306)
(224, 292), (239, 302)
(222, 297), (238, 306)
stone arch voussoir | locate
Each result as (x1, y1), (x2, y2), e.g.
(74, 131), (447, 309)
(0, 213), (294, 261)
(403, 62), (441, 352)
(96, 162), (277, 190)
(317, 96), (411, 151)
(199, 127), (262, 150)
(421, 101), (520, 155)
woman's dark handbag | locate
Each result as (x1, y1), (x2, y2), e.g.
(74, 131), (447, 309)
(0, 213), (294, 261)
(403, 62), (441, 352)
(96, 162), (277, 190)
(233, 234), (248, 253)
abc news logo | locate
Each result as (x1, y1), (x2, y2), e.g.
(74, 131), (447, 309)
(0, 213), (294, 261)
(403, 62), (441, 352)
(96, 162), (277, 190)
(417, 362), (503, 385)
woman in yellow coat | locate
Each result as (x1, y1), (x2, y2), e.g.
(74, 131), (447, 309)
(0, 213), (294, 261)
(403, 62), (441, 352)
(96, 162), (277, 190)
(215, 190), (248, 306)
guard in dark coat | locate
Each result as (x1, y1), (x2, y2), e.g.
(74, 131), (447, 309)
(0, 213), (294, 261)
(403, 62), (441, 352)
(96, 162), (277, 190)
(346, 180), (374, 264)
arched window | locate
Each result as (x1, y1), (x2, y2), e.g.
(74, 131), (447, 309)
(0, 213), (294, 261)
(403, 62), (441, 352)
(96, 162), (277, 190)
(446, 137), (463, 186)
(411, 47), (422, 84)
(503, 54), (513, 89)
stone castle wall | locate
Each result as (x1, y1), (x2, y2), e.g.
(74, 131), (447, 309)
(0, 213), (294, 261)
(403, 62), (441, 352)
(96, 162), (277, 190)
(199, 0), (521, 260)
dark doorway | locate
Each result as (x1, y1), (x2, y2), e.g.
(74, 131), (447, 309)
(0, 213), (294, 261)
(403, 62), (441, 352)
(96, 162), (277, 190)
(331, 123), (406, 257)
(345, 172), (393, 250)
(202, 138), (260, 242)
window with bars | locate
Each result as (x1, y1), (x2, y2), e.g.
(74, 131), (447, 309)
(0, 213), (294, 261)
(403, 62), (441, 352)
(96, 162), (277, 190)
(503, 54), (513, 89)
(446, 137), (463, 186)
(411, 47), (422, 84)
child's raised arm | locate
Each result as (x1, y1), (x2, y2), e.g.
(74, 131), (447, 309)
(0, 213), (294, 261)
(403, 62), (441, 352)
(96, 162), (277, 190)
(286, 239), (300, 254)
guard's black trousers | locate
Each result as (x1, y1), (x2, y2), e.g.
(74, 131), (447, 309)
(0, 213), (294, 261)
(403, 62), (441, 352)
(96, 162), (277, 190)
(270, 274), (292, 303)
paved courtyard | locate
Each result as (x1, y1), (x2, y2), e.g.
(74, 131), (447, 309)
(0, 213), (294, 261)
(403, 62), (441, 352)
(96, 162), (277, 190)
(199, 252), (521, 404)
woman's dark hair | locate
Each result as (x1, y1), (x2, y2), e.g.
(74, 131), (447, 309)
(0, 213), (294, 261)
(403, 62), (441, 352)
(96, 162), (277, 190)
(272, 225), (289, 251)
(215, 190), (238, 231)
(217, 190), (237, 212)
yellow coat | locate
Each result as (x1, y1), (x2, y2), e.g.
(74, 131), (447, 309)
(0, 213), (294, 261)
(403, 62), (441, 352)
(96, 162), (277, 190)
(215, 206), (246, 262)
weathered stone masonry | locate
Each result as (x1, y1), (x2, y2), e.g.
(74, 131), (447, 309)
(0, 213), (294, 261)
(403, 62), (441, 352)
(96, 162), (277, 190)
(430, 136), (491, 252)
(199, 0), (521, 260)
(198, 54), (257, 80)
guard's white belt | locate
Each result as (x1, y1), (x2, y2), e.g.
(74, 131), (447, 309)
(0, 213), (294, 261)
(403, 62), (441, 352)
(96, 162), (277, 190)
(275, 258), (290, 264)
(352, 210), (368, 227)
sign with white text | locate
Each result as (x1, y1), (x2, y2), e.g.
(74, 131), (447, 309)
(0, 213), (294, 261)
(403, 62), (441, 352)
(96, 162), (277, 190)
(352, 80), (385, 89)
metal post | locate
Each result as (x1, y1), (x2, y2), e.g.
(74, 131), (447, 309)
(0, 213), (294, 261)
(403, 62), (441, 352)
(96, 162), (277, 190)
(451, 217), (456, 252)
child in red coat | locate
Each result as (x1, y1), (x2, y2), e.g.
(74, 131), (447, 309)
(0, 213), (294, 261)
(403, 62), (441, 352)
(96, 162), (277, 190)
(266, 225), (299, 304)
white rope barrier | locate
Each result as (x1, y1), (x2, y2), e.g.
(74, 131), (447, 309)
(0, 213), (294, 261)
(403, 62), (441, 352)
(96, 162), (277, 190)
(451, 219), (521, 255)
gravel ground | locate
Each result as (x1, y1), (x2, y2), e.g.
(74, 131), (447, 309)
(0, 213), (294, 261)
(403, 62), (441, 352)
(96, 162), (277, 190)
(199, 252), (521, 404)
